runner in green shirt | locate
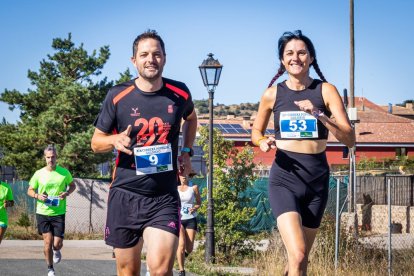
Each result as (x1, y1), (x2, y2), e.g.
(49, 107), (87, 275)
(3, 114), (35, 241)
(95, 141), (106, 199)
(27, 145), (76, 276)
(0, 181), (14, 244)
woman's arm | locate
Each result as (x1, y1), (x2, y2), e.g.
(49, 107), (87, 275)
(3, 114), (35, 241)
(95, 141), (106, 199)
(251, 87), (277, 152)
(320, 83), (356, 148)
(191, 185), (202, 213)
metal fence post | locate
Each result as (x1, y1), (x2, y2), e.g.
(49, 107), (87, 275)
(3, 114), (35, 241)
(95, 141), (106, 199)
(89, 180), (94, 233)
(387, 177), (392, 276)
(335, 178), (341, 270)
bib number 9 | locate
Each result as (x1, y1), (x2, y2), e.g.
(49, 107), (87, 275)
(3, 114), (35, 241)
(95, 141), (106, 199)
(149, 154), (159, 165)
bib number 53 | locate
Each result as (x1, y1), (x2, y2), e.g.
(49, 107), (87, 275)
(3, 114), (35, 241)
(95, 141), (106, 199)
(289, 119), (307, 131)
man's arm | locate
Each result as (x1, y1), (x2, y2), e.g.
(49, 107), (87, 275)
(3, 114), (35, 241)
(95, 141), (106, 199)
(91, 125), (133, 155)
(27, 186), (41, 201)
(59, 182), (76, 199)
(5, 187), (14, 207)
(182, 110), (197, 149)
(179, 110), (198, 176)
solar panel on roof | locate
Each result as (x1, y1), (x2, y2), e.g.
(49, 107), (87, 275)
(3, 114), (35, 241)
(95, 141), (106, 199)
(238, 129), (250, 134)
(199, 122), (253, 135)
(220, 124), (232, 128)
(226, 129), (239, 134)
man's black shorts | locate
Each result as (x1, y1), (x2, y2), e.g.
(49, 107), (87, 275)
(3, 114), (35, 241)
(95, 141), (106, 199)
(181, 217), (197, 231)
(36, 214), (65, 238)
(105, 187), (181, 248)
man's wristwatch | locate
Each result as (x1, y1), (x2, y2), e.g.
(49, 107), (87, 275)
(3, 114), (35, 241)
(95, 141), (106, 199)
(181, 147), (194, 157)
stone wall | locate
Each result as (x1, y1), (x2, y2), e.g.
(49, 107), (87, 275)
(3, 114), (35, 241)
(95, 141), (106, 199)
(408, 207), (414, 233)
(354, 204), (410, 234)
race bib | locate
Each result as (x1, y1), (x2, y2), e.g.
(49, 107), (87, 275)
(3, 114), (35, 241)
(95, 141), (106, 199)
(181, 203), (193, 215)
(45, 196), (60, 207)
(279, 111), (318, 139)
(134, 144), (173, 175)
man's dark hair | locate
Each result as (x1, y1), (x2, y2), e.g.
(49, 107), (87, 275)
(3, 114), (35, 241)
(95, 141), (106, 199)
(132, 29), (166, 57)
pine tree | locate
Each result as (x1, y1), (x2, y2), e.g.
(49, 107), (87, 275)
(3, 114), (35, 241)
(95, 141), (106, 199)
(0, 34), (130, 179)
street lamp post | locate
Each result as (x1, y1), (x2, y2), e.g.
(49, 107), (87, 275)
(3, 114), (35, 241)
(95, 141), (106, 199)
(199, 53), (223, 264)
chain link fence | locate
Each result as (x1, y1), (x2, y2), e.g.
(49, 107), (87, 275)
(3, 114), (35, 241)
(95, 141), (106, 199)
(5, 173), (414, 272)
(7, 178), (110, 235)
(333, 174), (414, 274)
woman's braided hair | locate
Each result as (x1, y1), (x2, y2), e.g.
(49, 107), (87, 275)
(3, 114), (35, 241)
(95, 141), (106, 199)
(268, 30), (327, 88)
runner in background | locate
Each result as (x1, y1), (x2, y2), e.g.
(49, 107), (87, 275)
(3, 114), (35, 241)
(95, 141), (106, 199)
(176, 172), (201, 276)
(27, 145), (76, 276)
(0, 181), (14, 245)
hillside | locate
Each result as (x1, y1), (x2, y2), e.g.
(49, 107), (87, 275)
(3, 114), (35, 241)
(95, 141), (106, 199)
(194, 99), (259, 118)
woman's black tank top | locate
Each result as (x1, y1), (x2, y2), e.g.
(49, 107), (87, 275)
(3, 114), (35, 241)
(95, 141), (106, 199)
(273, 79), (331, 140)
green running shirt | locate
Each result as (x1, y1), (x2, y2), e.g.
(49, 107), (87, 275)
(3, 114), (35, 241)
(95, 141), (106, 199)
(29, 165), (73, 216)
(0, 181), (14, 226)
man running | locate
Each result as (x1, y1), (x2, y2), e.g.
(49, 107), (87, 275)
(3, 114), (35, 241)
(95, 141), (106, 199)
(91, 29), (197, 275)
(27, 145), (76, 276)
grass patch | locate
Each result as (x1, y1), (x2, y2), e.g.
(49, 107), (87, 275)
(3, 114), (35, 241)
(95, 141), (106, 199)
(253, 215), (414, 275)
(4, 204), (103, 240)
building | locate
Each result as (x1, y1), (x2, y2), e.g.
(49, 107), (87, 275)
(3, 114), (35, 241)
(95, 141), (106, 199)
(379, 102), (414, 120)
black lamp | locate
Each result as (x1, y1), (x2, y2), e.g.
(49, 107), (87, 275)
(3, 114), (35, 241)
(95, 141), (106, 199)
(199, 53), (222, 264)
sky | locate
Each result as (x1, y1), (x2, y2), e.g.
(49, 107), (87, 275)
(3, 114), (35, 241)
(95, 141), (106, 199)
(1, 0), (413, 123)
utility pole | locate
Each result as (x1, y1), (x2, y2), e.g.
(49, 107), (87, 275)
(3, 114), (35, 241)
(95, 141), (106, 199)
(349, 0), (358, 238)
(350, 0), (355, 108)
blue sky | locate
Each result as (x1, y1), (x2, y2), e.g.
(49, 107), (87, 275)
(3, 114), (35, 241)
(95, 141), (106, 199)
(1, 0), (413, 123)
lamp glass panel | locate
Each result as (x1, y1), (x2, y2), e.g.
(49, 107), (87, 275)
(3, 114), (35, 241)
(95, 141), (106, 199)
(214, 68), (222, 85)
(199, 68), (208, 86)
(205, 68), (217, 85)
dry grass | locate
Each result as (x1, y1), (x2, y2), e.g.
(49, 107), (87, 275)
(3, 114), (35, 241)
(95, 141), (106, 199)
(253, 216), (414, 275)
(4, 202), (103, 240)
(5, 199), (40, 240)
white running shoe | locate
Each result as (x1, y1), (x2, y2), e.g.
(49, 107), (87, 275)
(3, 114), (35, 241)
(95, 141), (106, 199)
(53, 249), (62, 264)
(47, 268), (55, 276)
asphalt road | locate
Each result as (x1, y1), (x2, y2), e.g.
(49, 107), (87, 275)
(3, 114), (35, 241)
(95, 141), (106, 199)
(0, 259), (119, 276)
(0, 240), (195, 276)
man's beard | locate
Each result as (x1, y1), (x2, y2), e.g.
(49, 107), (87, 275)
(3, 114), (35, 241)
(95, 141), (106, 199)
(139, 67), (163, 81)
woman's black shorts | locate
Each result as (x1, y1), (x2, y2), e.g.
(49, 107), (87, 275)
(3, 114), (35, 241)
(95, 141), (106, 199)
(181, 217), (197, 231)
(268, 149), (329, 229)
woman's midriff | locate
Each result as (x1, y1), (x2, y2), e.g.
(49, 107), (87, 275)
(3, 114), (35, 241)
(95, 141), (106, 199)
(276, 139), (327, 154)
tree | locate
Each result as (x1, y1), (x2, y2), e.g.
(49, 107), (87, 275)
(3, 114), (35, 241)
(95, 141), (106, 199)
(397, 99), (414, 107)
(16, 212), (31, 233)
(0, 34), (128, 179)
(197, 126), (257, 261)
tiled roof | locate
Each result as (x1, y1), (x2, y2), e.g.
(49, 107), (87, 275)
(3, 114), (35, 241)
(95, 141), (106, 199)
(350, 97), (387, 112)
(379, 105), (414, 115)
(330, 109), (414, 143)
